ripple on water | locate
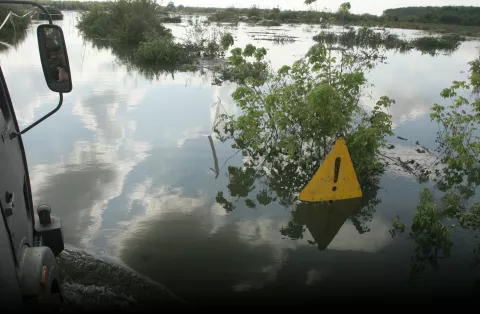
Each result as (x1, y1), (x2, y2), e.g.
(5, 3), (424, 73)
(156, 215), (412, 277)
(57, 247), (191, 310)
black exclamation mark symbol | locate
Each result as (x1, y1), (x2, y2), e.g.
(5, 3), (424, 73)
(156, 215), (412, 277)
(332, 157), (341, 192)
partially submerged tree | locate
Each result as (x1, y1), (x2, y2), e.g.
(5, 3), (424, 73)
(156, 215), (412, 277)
(77, 0), (234, 71)
(214, 40), (394, 211)
(391, 59), (480, 280)
(166, 1), (175, 12)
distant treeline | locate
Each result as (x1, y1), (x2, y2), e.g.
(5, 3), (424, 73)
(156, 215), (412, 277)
(37, 1), (110, 11)
(383, 6), (480, 26)
(181, 5), (480, 27)
(187, 6), (381, 25)
(33, 2), (480, 32)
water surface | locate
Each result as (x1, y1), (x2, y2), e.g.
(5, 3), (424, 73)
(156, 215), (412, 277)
(2, 13), (480, 305)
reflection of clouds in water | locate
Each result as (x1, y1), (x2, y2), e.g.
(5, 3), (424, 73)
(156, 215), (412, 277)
(176, 129), (206, 148)
(395, 108), (425, 126)
(112, 183), (226, 256)
(328, 218), (391, 252)
(30, 136), (151, 249)
(72, 88), (147, 140)
(231, 219), (296, 292)
(365, 42), (479, 125)
(110, 181), (301, 293)
(1, 45), (58, 126)
(114, 179), (393, 293)
(169, 82), (238, 147)
(365, 90), (433, 128)
(30, 85), (151, 249)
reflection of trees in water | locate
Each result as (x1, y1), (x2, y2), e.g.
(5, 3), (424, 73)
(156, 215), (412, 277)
(212, 39), (392, 250)
(216, 159), (382, 248)
(280, 189), (380, 249)
(0, 27), (28, 52)
(313, 28), (466, 57)
(81, 34), (205, 81)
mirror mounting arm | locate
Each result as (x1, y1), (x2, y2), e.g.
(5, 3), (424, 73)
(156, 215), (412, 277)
(11, 93), (63, 138)
(0, 0), (53, 24)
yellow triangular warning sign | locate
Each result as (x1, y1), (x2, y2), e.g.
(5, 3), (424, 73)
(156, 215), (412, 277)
(299, 138), (362, 202)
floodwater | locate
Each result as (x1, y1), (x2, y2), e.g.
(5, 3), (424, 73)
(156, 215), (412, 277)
(2, 12), (480, 306)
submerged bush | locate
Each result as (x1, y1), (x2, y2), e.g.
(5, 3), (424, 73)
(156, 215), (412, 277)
(182, 16), (235, 59)
(78, 0), (235, 69)
(77, 0), (172, 44)
(134, 37), (190, 65)
(208, 8), (239, 23)
(313, 28), (466, 56)
(412, 35), (465, 54)
(214, 43), (394, 209)
(220, 33), (235, 50)
(391, 59), (480, 279)
(159, 15), (182, 23)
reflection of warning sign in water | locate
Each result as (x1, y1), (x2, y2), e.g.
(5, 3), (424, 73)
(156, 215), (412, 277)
(299, 138), (362, 202)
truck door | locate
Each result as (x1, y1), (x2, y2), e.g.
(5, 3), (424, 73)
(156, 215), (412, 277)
(0, 65), (34, 266)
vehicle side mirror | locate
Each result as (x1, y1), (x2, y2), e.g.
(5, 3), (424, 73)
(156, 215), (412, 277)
(37, 24), (72, 94)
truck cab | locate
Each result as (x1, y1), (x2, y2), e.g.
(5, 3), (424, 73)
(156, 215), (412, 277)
(0, 1), (72, 311)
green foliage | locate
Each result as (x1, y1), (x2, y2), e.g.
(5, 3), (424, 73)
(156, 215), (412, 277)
(412, 35), (465, 55)
(430, 60), (480, 198)
(216, 191), (235, 212)
(78, 0), (234, 71)
(313, 28), (466, 56)
(159, 16), (182, 23)
(338, 2), (351, 16)
(214, 45), (269, 85)
(36, 1), (480, 35)
(207, 8), (239, 23)
(77, 0), (172, 45)
(214, 42), (393, 211)
(391, 60), (480, 279)
(183, 16), (235, 59)
(220, 33), (235, 50)
(391, 189), (455, 279)
(166, 1), (175, 12)
(178, 4), (480, 36)
(38, 1), (107, 11)
(134, 37), (190, 65)
(470, 59), (480, 92)
(391, 185), (480, 279)
(247, 5), (260, 18)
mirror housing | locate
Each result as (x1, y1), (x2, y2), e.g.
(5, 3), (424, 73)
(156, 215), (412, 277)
(37, 24), (72, 93)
